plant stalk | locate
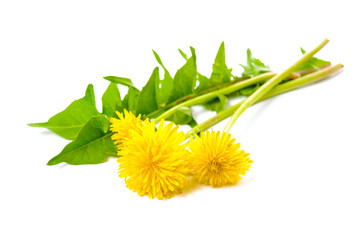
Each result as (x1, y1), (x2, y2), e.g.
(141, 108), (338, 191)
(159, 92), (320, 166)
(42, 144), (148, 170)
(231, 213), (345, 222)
(153, 72), (276, 123)
(185, 63), (343, 138)
(223, 39), (330, 133)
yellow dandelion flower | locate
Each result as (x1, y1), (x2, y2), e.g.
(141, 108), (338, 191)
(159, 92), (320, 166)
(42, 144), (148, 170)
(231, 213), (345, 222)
(118, 119), (190, 200)
(110, 109), (149, 149)
(188, 130), (252, 187)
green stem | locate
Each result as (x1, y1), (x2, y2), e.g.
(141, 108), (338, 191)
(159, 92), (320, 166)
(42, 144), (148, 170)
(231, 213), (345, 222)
(145, 76), (256, 119)
(185, 63), (343, 138)
(146, 72), (303, 119)
(153, 72), (276, 123)
(223, 39), (329, 133)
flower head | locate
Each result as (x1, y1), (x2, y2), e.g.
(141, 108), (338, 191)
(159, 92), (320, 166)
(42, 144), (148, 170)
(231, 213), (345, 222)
(110, 109), (149, 149)
(188, 130), (252, 187)
(118, 120), (190, 200)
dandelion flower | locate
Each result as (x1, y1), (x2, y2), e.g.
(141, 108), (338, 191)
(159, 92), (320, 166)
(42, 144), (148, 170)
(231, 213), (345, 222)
(118, 120), (190, 199)
(110, 109), (149, 149)
(188, 130), (252, 187)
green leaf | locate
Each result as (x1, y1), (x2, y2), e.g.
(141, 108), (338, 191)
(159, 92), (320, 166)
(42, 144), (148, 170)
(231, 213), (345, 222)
(167, 106), (193, 125)
(28, 84), (100, 140)
(178, 49), (188, 61)
(103, 76), (138, 90)
(187, 118), (198, 128)
(213, 43), (232, 83)
(135, 67), (160, 115)
(196, 42), (232, 92)
(203, 94), (228, 113)
(196, 73), (209, 89)
(169, 47), (197, 102)
(240, 49), (271, 78)
(152, 50), (174, 107)
(211, 42), (232, 81)
(295, 47), (331, 71)
(102, 83), (121, 117)
(121, 87), (140, 114)
(47, 115), (117, 165)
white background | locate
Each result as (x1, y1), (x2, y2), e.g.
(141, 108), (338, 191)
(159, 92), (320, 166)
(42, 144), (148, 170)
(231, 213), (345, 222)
(1, 0), (359, 239)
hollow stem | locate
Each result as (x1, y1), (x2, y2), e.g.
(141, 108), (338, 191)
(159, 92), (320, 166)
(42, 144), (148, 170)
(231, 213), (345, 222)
(153, 72), (276, 123)
(223, 39), (330, 133)
(185, 63), (343, 138)
(146, 67), (314, 120)
(145, 75), (261, 119)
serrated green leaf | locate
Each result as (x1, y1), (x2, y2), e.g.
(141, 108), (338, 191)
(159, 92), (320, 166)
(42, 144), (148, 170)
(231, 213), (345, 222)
(197, 73), (209, 88)
(103, 76), (138, 90)
(135, 67), (159, 115)
(121, 87), (140, 114)
(196, 73), (210, 93)
(168, 106), (193, 125)
(187, 118), (198, 128)
(47, 115), (117, 165)
(28, 84), (100, 140)
(210, 42), (232, 83)
(213, 43), (231, 78)
(197, 42), (232, 92)
(152, 50), (174, 107)
(178, 49), (188, 61)
(295, 47), (331, 71)
(169, 47), (197, 102)
(203, 94), (228, 113)
(240, 49), (271, 78)
(102, 83), (121, 117)
(152, 50), (167, 70)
